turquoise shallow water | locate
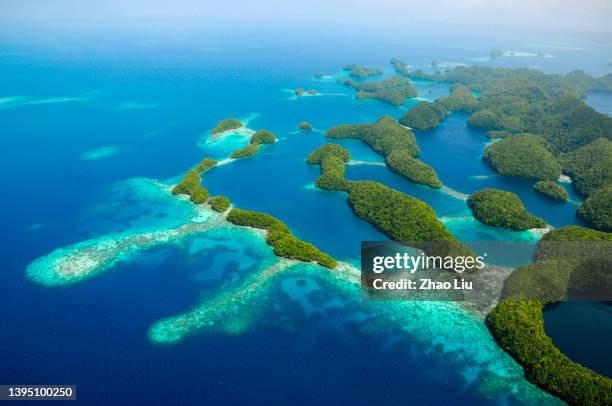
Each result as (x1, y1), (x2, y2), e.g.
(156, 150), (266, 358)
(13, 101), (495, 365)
(1, 24), (610, 405)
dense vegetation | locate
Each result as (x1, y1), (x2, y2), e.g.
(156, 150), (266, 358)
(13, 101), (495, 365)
(483, 134), (561, 180)
(306, 144), (470, 258)
(488, 226), (612, 405)
(436, 83), (479, 112)
(532, 180), (568, 201)
(226, 208), (336, 268)
(348, 180), (455, 242)
(343, 63), (383, 79)
(326, 116), (442, 188)
(171, 158), (218, 204)
(327, 116), (420, 157)
(298, 121), (313, 131)
(488, 300), (612, 405)
(209, 195), (230, 212)
(250, 129), (277, 145)
(211, 118), (242, 135)
(468, 189), (546, 230)
(231, 144), (259, 159)
(577, 184), (612, 231)
(399, 101), (448, 130)
(306, 144), (351, 191)
(385, 150), (442, 188)
(342, 76), (417, 106)
(486, 130), (513, 139)
(390, 57), (409, 77)
(560, 137), (612, 196)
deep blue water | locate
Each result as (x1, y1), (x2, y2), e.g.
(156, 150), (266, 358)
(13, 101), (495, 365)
(1, 24), (610, 404)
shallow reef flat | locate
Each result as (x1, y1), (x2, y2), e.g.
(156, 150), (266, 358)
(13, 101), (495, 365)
(80, 145), (121, 161)
(147, 257), (559, 404)
(26, 216), (227, 287)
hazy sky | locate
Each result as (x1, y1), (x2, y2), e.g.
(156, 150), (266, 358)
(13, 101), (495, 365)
(1, 0), (611, 33)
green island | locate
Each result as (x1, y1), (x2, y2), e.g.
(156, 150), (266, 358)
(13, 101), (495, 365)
(307, 143), (472, 258)
(385, 149), (442, 188)
(298, 121), (313, 131)
(390, 57), (410, 77)
(231, 144), (259, 159)
(486, 130), (513, 139)
(209, 195), (230, 212)
(326, 116), (442, 188)
(226, 208), (336, 268)
(436, 83), (479, 112)
(532, 180), (568, 201)
(251, 129), (277, 145)
(560, 137), (612, 196)
(341, 76), (417, 106)
(577, 184), (612, 231)
(399, 101), (448, 130)
(489, 50), (504, 59)
(467, 188), (546, 230)
(483, 134), (561, 180)
(488, 226), (612, 406)
(211, 118), (242, 135)
(342, 63), (383, 78)
(404, 65), (612, 228)
(295, 88), (304, 96)
(172, 133), (337, 271)
(306, 143), (351, 191)
(171, 158), (218, 204)
(230, 129), (277, 159)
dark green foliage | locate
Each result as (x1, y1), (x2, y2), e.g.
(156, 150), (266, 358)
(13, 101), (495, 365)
(532, 180), (568, 201)
(468, 189), (546, 230)
(488, 224), (612, 405)
(343, 76), (417, 106)
(408, 69), (446, 82)
(486, 130), (513, 139)
(483, 134), (561, 180)
(541, 225), (612, 243)
(298, 121), (313, 131)
(560, 138), (612, 196)
(211, 118), (242, 135)
(346, 181), (473, 258)
(231, 144), (259, 159)
(295, 88), (304, 96)
(189, 187), (209, 204)
(342, 63), (383, 78)
(226, 208), (290, 233)
(390, 57), (410, 77)
(414, 66), (612, 152)
(266, 231), (336, 268)
(529, 94), (612, 152)
(250, 129), (277, 145)
(399, 101), (448, 130)
(489, 50), (503, 58)
(326, 116), (441, 188)
(171, 157), (218, 204)
(209, 195), (230, 212)
(536, 225), (612, 264)
(487, 300), (612, 406)
(385, 150), (442, 188)
(436, 83), (479, 112)
(306, 143), (351, 164)
(226, 208), (336, 268)
(307, 144), (351, 192)
(578, 184), (612, 231)
(347, 180), (456, 242)
(327, 116), (419, 158)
